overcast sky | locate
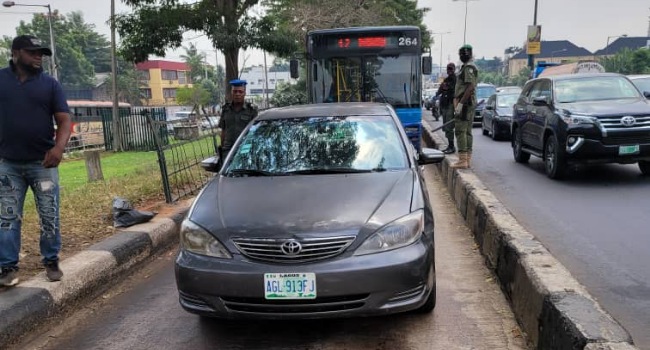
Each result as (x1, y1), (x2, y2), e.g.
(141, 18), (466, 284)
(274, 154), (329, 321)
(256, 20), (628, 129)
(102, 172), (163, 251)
(1, 0), (649, 69)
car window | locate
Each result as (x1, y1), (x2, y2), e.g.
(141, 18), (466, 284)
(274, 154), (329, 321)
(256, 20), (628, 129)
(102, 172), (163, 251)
(554, 76), (641, 103)
(227, 115), (409, 173)
(477, 85), (497, 99)
(497, 94), (519, 108)
(631, 77), (650, 93)
(529, 80), (551, 99)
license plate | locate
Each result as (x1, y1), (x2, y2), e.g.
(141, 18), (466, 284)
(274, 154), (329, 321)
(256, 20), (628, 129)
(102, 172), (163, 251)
(264, 273), (316, 299)
(619, 145), (640, 155)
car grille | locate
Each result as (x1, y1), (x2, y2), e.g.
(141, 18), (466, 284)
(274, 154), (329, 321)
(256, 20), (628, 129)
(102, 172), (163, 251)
(598, 115), (650, 132)
(231, 236), (356, 263)
(221, 294), (368, 314)
(602, 133), (650, 145)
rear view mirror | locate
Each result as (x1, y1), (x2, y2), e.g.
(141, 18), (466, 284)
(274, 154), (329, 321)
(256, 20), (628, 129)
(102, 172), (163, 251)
(422, 56), (432, 75)
(644, 91), (650, 99)
(201, 155), (221, 173)
(418, 147), (445, 165)
(290, 59), (299, 79)
(485, 105), (494, 110)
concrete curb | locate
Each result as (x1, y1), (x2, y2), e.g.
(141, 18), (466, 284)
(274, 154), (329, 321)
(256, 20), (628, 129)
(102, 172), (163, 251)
(422, 123), (638, 350)
(0, 199), (192, 348)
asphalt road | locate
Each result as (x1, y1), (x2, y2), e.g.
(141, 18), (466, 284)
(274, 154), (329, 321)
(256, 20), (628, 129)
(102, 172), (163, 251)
(14, 165), (529, 350)
(424, 112), (650, 350)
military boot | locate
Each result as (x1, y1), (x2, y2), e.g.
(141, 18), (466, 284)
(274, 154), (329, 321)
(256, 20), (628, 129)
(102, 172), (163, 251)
(450, 152), (469, 169)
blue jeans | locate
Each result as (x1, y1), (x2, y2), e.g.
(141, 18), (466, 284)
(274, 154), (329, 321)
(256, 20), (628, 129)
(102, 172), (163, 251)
(0, 159), (60, 269)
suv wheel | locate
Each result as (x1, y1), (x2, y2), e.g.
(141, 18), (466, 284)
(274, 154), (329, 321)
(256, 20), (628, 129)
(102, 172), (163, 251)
(512, 127), (530, 163)
(491, 121), (500, 141)
(544, 134), (567, 179)
(639, 161), (650, 176)
(482, 121), (489, 136)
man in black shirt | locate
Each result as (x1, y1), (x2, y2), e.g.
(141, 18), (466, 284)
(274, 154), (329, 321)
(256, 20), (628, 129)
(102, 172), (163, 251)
(436, 63), (457, 154)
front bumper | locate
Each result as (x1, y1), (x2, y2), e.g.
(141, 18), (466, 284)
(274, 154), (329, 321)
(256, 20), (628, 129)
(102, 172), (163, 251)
(175, 240), (435, 319)
(564, 134), (650, 164)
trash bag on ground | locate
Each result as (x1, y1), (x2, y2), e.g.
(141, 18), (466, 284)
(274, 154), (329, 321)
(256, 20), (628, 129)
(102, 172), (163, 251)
(112, 197), (156, 228)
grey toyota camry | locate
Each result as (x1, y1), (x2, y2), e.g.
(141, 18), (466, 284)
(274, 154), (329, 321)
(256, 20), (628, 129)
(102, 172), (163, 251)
(175, 102), (444, 319)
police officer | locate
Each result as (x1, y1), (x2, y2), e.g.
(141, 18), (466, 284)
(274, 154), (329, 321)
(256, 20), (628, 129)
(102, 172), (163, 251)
(217, 79), (258, 162)
(436, 63), (457, 154)
(452, 44), (478, 169)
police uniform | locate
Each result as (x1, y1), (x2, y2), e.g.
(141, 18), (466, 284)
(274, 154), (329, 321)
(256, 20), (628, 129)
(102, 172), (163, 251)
(454, 58), (478, 154)
(217, 80), (258, 153)
(437, 70), (456, 152)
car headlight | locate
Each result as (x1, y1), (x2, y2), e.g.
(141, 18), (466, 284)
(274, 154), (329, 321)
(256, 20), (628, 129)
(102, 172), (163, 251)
(562, 114), (596, 125)
(180, 220), (232, 258)
(354, 210), (424, 256)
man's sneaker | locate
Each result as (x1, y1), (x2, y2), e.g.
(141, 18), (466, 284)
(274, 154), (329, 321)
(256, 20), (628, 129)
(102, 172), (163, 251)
(44, 261), (63, 282)
(0, 267), (19, 287)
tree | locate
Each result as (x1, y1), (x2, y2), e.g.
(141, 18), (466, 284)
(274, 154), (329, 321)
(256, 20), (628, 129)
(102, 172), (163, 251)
(0, 37), (10, 68)
(12, 11), (111, 89)
(264, 0), (432, 55)
(601, 48), (650, 75)
(104, 56), (146, 106)
(181, 43), (207, 83)
(116, 0), (295, 100)
(271, 79), (307, 107)
(176, 85), (211, 114)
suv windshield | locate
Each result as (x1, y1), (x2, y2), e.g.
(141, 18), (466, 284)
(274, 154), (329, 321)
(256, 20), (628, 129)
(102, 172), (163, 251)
(555, 76), (641, 103)
(226, 115), (409, 174)
(631, 77), (650, 94)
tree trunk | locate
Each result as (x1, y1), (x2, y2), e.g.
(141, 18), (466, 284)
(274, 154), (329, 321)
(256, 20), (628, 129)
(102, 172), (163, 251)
(84, 150), (104, 182)
(224, 47), (239, 102)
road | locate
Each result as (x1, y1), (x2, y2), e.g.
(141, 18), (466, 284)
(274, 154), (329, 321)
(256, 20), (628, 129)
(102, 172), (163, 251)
(424, 113), (650, 350)
(13, 166), (529, 350)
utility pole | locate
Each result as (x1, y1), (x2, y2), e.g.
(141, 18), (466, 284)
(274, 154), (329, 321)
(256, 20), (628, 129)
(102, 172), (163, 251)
(527, 0), (539, 70)
(263, 51), (269, 109)
(110, 0), (121, 151)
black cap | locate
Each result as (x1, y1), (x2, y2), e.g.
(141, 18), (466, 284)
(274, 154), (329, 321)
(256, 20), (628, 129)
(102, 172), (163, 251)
(11, 35), (52, 56)
(446, 62), (456, 69)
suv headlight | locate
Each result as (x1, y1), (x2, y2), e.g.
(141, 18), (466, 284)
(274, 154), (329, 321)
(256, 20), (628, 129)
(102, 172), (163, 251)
(180, 220), (232, 258)
(562, 114), (596, 125)
(354, 210), (424, 256)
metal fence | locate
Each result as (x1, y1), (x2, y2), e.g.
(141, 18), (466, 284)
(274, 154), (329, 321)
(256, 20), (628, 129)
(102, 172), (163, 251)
(101, 107), (170, 152)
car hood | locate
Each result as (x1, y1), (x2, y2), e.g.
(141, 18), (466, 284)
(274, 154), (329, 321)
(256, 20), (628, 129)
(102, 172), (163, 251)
(496, 107), (513, 116)
(189, 170), (416, 240)
(558, 98), (650, 117)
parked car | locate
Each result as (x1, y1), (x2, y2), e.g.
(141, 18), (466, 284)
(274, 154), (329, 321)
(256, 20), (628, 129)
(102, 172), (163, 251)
(511, 73), (650, 179)
(474, 83), (497, 126)
(200, 116), (220, 130)
(423, 88), (437, 110)
(481, 92), (519, 141)
(628, 75), (650, 98)
(175, 102), (445, 319)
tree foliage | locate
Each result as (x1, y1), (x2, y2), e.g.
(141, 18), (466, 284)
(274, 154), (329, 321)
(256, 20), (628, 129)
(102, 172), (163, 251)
(270, 79), (307, 107)
(176, 85), (211, 112)
(600, 48), (650, 75)
(104, 56), (146, 106)
(10, 11), (111, 88)
(263, 0), (432, 56)
(116, 0), (295, 100)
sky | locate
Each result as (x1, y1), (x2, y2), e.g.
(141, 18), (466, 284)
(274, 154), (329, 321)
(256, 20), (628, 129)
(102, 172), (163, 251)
(1, 0), (649, 70)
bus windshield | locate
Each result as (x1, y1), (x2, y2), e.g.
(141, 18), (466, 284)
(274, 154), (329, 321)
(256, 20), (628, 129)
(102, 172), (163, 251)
(311, 54), (420, 109)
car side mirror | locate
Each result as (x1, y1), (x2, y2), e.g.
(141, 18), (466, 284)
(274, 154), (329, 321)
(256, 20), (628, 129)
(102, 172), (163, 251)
(201, 155), (221, 173)
(418, 147), (445, 165)
(422, 56), (432, 75)
(290, 59), (299, 79)
(532, 96), (551, 106)
(485, 105), (494, 110)
(643, 91), (650, 99)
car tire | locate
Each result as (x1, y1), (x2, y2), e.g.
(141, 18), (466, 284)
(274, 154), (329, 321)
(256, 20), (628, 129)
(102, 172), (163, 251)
(544, 134), (567, 179)
(415, 282), (436, 313)
(482, 120), (489, 136)
(491, 121), (500, 141)
(512, 127), (530, 163)
(639, 161), (650, 176)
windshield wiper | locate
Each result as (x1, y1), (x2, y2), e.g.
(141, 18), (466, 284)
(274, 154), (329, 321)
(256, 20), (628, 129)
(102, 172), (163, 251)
(286, 167), (387, 175)
(227, 169), (278, 177)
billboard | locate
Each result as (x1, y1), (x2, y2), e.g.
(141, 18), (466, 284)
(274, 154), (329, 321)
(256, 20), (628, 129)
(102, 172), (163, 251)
(526, 25), (542, 55)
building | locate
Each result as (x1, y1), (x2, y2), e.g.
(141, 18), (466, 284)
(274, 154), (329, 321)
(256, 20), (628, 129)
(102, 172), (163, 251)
(239, 65), (291, 101)
(136, 60), (193, 106)
(593, 36), (650, 57)
(508, 40), (593, 77)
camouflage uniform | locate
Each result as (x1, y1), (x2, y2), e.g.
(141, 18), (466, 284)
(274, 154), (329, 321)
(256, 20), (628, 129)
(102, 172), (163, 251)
(454, 61), (478, 153)
(218, 101), (258, 153)
(437, 74), (456, 147)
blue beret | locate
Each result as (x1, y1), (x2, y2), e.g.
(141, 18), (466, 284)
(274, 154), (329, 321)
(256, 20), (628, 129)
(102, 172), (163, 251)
(229, 79), (247, 87)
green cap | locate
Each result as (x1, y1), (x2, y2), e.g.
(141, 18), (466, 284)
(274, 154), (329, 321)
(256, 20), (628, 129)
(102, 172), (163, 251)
(460, 44), (473, 50)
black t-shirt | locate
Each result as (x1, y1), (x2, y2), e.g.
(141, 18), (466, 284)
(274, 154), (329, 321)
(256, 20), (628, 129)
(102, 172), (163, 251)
(0, 64), (69, 161)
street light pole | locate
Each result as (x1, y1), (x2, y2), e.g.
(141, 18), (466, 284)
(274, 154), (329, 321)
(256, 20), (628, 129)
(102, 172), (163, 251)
(432, 32), (451, 78)
(605, 34), (627, 56)
(453, 0), (478, 45)
(527, 0), (539, 70)
(2, 1), (58, 80)
(551, 49), (566, 62)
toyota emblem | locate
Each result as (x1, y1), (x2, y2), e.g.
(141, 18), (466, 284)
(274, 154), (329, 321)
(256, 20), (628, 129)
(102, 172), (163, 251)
(621, 116), (636, 127)
(280, 239), (302, 256)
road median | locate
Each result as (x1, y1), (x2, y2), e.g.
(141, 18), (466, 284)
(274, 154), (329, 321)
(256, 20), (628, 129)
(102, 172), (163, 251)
(422, 122), (637, 350)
